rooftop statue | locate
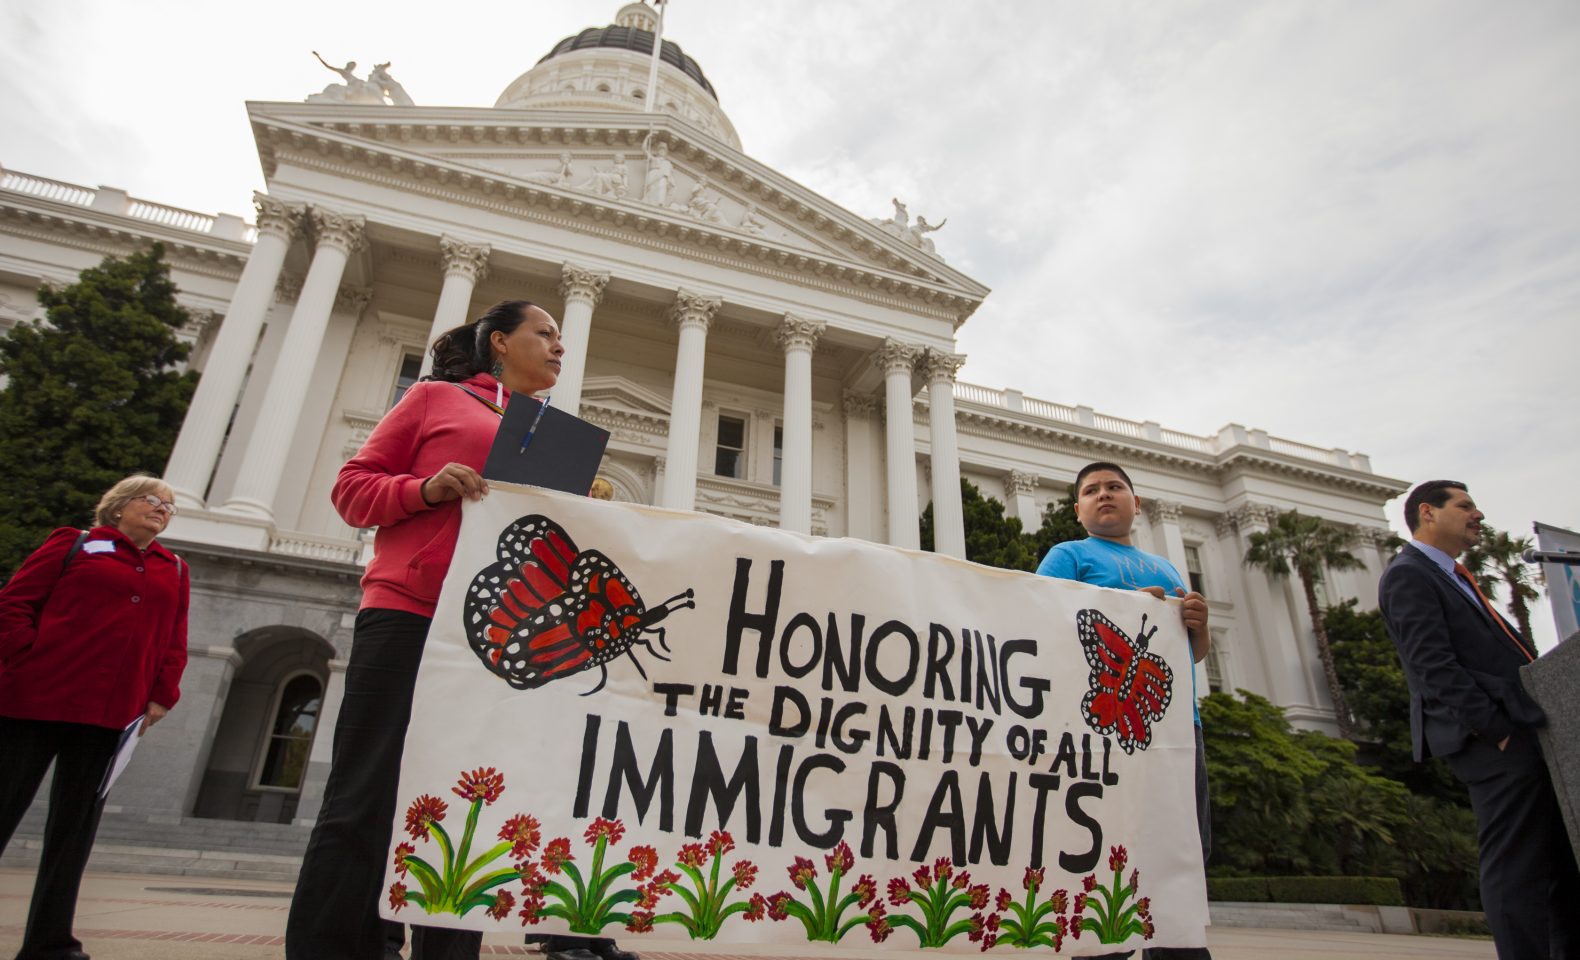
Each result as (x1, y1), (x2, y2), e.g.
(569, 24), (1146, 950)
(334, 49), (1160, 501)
(870, 196), (948, 257)
(306, 53), (414, 106)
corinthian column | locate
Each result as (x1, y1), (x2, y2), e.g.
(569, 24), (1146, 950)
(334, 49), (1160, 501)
(223, 207), (366, 521)
(923, 349), (967, 559)
(775, 314), (825, 534)
(876, 338), (921, 548)
(659, 291), (721, 510)
(164, 193), (302, 507)
(554, 263), (610, 417)
(418, 236), (490, 377)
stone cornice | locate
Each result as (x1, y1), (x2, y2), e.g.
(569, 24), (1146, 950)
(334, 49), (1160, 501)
(559, 262), (610, 306)
(439, 235), (491, 283)
(773, 313), (826, 354)
(247, 106), (986, 322)
(0, 197), (248, 281)
(668, 289), (721, 330)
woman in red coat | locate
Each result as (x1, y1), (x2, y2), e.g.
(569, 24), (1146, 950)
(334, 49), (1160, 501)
(0, 473), (189, 960)
(286, 300), (564, 960)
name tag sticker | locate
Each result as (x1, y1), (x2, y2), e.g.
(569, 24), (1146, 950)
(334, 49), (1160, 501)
(82, 540), (116, 554)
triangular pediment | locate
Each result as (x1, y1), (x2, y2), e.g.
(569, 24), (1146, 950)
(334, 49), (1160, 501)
(581, 376), (670, 417)
(247, 102), (989, 317)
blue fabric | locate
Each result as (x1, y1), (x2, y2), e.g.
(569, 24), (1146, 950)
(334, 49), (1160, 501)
(1410, 538), (1482, 606)
(1037, 537), (1201, 725)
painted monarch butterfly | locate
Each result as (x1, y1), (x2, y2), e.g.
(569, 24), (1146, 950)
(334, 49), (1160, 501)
(1076, 608), (1174, 754)
(463, 515), (695, 694)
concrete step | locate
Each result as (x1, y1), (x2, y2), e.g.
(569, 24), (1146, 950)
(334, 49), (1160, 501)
(1209, 901), (1378, 932)
(2, 836), (304, 882)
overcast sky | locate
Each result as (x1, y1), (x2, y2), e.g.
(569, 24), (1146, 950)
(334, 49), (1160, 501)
(2, 0), (1576, 644)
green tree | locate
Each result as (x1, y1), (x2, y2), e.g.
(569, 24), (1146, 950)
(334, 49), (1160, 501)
(0, 245), (196, 576)
(1024, 486), (1085, 560)
(1462, 525), (1541, 645)
(919, 477), (1038, 571)
(1243, 510), (1365, 738)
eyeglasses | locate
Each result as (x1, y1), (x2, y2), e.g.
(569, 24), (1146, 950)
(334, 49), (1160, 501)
(133, 494), (178, 515)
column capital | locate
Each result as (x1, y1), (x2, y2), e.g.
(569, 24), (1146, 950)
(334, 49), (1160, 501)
(253, 193), (304, 242)
(842, 390), (879, 420)
(921, 348), (966, 384)
(560, 263), (611, 306)
(440, 236), (491, 283)
(668, 289), (721, 330)
(1221, 502), (1276, 535)
(274, 275), (304, 304)
(1006, 470), (1040, 496)
(309, 207), (367, 257)
(1145, 497), (1183, 523)
(774, 313), (826, 353)
(336, 285), (374, 315)
(874, 338), (920, 375)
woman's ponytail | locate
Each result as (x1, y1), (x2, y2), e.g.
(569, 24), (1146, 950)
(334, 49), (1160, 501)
(422, 299), (538, 382)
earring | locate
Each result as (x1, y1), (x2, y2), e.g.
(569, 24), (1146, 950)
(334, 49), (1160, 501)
(491, 357), (504, 379)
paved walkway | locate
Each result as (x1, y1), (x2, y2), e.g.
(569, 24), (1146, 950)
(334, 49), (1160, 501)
(2, 868), (1493, 959)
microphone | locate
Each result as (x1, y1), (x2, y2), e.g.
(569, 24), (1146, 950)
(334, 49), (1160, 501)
(1522, 547), (1580, 566)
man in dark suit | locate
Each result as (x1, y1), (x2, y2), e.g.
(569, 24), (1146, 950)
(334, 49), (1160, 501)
(1379, 480), (1577, 958)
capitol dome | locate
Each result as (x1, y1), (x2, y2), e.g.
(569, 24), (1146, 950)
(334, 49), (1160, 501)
(493, 2), (741, 150)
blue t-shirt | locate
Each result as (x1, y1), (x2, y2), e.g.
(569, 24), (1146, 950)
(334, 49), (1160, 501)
(1036, 537), (1201, 725)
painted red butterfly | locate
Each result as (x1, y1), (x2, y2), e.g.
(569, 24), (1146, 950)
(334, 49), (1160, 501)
(1076, 609), (1174, 754)
(463, 515), (695, 693)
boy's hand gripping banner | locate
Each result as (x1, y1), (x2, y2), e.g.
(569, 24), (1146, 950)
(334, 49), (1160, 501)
(382, 486), (1209, 954)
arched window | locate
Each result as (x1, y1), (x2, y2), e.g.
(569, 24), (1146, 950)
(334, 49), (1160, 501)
(255, 672), (323, 791)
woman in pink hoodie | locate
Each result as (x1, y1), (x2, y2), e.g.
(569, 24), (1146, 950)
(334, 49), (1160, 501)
(287, 300), (563, 960)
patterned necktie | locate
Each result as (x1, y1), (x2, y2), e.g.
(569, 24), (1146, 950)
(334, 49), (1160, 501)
(1454, 562), (1536, 663)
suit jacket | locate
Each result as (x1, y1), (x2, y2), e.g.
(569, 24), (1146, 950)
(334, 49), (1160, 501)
(1377, 543), (1543, 761)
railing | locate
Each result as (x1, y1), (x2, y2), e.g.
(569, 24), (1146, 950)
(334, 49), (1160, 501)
(1160, 428), (1209, 452)
(128, 199), (217, 234)
(1269, 437), (1342, 465)
(268, 531), (364, 565)
(953, 382), (1004, 407)
(1093, 413), (1143, 439)
(0, 169), (95, 206)
(1022, 397), (1078, 424)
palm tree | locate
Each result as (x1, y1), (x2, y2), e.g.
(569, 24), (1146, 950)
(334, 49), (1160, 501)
(1462, 525), (1541, 645)
(1243, 510), (1364, 738)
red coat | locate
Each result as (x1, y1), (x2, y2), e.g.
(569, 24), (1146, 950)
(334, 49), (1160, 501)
(0, 525), (189, 729)
(332, 371), (508, 617)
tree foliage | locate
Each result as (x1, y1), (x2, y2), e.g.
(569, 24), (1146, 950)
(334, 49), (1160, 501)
(1461, 524), (1541, 645)
(919, 479), (1083, 572)
(1242, 510), (1365, 737)
(0, 245), (196, 576)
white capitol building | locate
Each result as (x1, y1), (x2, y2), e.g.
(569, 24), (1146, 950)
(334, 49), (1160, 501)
(0, 4), (1405, 844)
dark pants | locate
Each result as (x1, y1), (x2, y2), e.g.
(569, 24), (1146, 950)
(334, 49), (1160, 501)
(1448, 728), (1579, 960)
(1097, 724), (1213, 960)
(285, 609), (481, 960)
(0, 716), (120, 960)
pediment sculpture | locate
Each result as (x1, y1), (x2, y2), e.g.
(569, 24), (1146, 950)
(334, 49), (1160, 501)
(306, 53), (415, 106)
(870, 197), (947, 255)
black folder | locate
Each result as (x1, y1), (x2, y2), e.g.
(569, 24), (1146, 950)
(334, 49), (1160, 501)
(482, 395), (610, 494)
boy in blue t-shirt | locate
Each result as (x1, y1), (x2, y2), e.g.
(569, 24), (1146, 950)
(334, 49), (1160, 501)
(1037, 461), (1213, 960)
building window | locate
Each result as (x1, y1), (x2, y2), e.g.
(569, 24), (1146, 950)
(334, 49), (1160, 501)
(715, 415), (746, 479)
(1184, 545), (1206, 595)
(772, 425), (784, 487)
(256, 673), (323, 791)
(390, 353), (423, 408)
(1204, 630), (1227, 694)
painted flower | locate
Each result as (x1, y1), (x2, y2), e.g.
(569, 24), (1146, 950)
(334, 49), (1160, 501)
(388, 882), (408, 913)
(488, 889), (516, 920)
(852, 874), (877, 907)
(733, 860), (758, 889)
(867, 902), (892, 943)
(1130, 868), (1141, 890)
(1109, 844), (1129, 874)
(542, 837), (574, 873)
(788, 856), (817, 890)
(952, 870), (972, 890)
(518, 893), (546, 925)
(628, 844), (659, 882)
(1137, 896), (1152, 917)
(499, 814), (542, 861)
(967, 914), (985, 942)
(1023, 866), (1045, 892)
(404, 794), (448, 840)
(1049, 888), (1069, 914)
(968, 883), (990, 910)
(583, 817), (625, 847)
(1142, 919), (1156, 939)
(653, 868), (681, 889)
(912, 865), (933, 887)
(979, 933), (998, 952)
(888, 876), (913, 905)
(709, 829), (735, 857)
(994, 888), (1012, 911)
(1074, 892), (1088, 913)
(626, 911), (654, 933)
(518, 861), (547, 895)
(678, 842), (708, 868)
(453, 767), (505, 805)
(767, 892), (793, 921)
(1082, 874), (1098, 893)
(933, 857), (954, 884)
(826, 840), (855, 875)
(744, 892), (768, 922)
(393, 842), (415, 877)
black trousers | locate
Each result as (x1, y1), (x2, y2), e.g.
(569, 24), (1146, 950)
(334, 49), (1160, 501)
(285, 609), (482, 960)
(0, 716), (120, 960)
(1448, 728), (1579, 960)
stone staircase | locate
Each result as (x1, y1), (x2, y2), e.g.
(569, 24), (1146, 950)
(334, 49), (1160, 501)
(1, 808), (308, 883)
(1209, 901), (1390, 932)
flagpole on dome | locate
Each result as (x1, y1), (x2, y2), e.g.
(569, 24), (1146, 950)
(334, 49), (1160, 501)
(642, 0), (667, 114)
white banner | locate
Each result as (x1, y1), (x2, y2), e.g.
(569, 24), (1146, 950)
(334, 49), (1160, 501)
(1535, 521), (1580, 644)
(382, 486), (1208, 954)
